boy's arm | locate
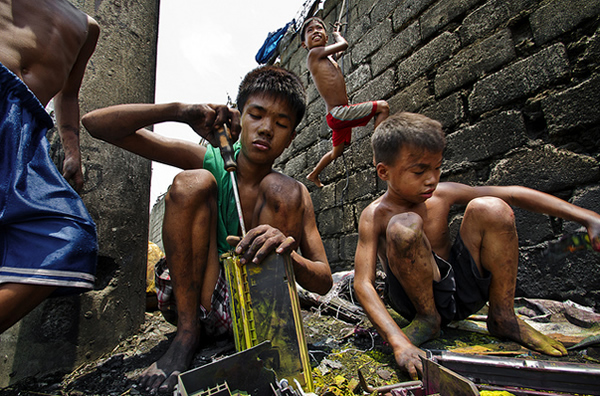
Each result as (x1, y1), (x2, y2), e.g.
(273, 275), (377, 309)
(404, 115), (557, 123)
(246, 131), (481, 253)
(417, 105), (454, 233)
(231, 183), (333, 295)
(82, 102), (240, 170)
(442, 182), (600, 249)
(53, 16), (100, 192)
(290, 183), (333, 295)
(330, 30), (348, 60)
(353, 207), (425, 380)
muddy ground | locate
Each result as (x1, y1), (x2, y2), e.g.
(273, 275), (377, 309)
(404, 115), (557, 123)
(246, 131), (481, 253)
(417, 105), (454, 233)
(1, 301), (599, 396)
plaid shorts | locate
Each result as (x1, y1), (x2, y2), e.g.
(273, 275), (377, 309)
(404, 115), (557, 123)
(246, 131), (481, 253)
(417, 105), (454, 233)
(155, 257), (232, 337)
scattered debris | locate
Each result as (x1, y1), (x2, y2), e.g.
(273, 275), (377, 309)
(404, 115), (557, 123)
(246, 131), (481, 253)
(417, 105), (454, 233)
(1, 272), (600, 396)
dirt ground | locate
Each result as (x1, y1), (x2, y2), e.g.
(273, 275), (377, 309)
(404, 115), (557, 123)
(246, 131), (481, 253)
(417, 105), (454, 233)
(2, 270), (600, 396)
(1, 302), (599, 396)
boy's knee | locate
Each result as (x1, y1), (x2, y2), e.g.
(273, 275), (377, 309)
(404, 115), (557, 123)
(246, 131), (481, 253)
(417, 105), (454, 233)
(166, 169), (217, 207)
(387, 212), (424, 247)
(378, 100), (389, 114)
(466, 197), (515, 227)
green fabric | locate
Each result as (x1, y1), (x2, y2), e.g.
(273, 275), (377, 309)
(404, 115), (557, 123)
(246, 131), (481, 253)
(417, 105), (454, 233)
(203, 141), (242, 254)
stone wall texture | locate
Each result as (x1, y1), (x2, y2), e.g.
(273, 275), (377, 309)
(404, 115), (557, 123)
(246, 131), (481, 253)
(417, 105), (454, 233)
(274, 0), (600, 309)
(0, 0), (159, 386)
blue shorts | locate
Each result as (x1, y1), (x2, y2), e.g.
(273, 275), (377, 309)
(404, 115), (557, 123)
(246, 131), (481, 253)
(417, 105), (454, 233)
(384, 233), (491, 325)
(0, 62), (97, 296)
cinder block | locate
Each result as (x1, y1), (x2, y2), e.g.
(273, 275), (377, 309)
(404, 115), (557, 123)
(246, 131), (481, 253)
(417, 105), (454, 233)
(531, 0), (600, 45)
(488, 144), (600, 191)
(371, 21), (420, 76)
(388, 77), (432, 113)
(351, 18), (393, 66)
(445, 111), (527, 163)
(541, 75), (600, 136)
(422, 92), (465, 129)
(420, 0), (481, 40)
(435, 29), (516, 97)
(392, 0), (436, 30)
(458, 0), (537, 45)
(397, 32), (459, 88)
(468, 43), (569, 115)
(353, 68), (395, 103)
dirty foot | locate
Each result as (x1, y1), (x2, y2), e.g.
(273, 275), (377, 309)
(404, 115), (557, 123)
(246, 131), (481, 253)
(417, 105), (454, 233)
(306, 172), (323, 188)
(139, 333), (199, 393)
(488, 314), (567, 356)
(402, 313), (441, 347)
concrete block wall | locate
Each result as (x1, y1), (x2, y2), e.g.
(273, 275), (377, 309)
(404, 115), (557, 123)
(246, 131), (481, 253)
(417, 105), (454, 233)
(0, 0), (159, 386)
(275, 0), (600, 309)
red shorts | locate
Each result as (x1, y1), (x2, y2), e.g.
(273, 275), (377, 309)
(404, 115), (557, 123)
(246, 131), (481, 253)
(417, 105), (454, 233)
(326, 102), (378, 147)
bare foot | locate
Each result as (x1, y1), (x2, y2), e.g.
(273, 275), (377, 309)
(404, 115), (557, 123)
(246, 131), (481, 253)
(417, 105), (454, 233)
(306, 172), (323, 188)
(139, 331), (199, 393)
(487, 314), (567, 356)
(402, 313), (441, 346)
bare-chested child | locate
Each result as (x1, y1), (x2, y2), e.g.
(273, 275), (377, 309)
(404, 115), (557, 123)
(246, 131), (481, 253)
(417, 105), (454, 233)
(0, 0), (99, 333)
(82, 66), (333, 393)
(354, 112), (600, 380)
(301, 17), (389, 187)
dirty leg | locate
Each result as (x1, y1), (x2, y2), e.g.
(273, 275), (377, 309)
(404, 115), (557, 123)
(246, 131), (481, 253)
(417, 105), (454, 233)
(460, 197), (567, 356)
(307, 142), (345, 188)
(139, 170), (221, 392)
(386, 213), (441, 346)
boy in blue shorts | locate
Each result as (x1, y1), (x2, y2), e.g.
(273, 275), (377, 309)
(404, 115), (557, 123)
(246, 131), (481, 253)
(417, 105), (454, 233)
(0, 0), (99, 334)
(354, 112), (600, 380)
(302, 17), (389, 187)
(82, 65), (333, 393)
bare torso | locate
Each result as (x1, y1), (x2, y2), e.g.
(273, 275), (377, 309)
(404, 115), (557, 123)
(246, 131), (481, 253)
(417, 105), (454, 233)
(307, 52), (349, 112)
(0, 0), (89, 106)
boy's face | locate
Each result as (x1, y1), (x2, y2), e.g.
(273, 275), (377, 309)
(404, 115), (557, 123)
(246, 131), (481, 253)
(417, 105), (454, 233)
(239, 93), (296, 165)
(377, 146), (442, 204)
(302, 20), (328, 49)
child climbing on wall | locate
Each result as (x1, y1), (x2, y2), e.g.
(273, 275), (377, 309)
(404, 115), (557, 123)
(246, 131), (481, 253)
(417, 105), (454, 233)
(302, 16), (389, 188)
(354, 112), (600, 380)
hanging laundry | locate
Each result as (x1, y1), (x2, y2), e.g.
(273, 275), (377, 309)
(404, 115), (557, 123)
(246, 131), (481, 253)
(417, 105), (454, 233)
(255, 20), (294, 64)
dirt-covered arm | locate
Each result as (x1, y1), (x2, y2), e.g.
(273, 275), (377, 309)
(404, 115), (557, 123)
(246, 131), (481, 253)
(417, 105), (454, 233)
(82, 102), (240, 170)
(442, 182), (600, 250)
(53, 16), (99, 192)
(353, 206), (425, 379)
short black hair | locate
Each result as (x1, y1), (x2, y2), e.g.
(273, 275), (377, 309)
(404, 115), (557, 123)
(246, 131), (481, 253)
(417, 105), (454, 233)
(372, 112), (446, 165)
(237, 65), (306, 129)
(301, 16), (326, 42)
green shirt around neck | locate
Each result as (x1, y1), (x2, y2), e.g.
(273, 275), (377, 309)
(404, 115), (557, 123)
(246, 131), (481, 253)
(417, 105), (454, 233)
(202, 140), (242, 255)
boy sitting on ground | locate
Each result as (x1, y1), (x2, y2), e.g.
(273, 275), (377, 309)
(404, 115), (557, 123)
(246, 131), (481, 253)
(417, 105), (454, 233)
(82, 66), (333, 393)
(301, 16), (389, 187)
(354, 112), (600, 379)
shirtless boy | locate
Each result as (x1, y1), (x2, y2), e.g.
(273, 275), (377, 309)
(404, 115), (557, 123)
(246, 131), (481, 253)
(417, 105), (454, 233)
(354, 112), (600, 379)
(301, 17), (389, 187)
(0, 0), (99, 333)
(82, 65), (333, 393)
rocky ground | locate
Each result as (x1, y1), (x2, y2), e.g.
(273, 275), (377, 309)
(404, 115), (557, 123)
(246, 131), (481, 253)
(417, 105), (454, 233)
(1, 289), (599, 396)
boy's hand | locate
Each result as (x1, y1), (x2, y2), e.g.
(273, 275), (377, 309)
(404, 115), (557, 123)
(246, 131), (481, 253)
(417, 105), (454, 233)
(394, 344), (426, 381)
(182, 104), (241, 147)
(587, 217), (600, 251)
(62, 154), (84, 193)
(231, 225), (296, 265)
